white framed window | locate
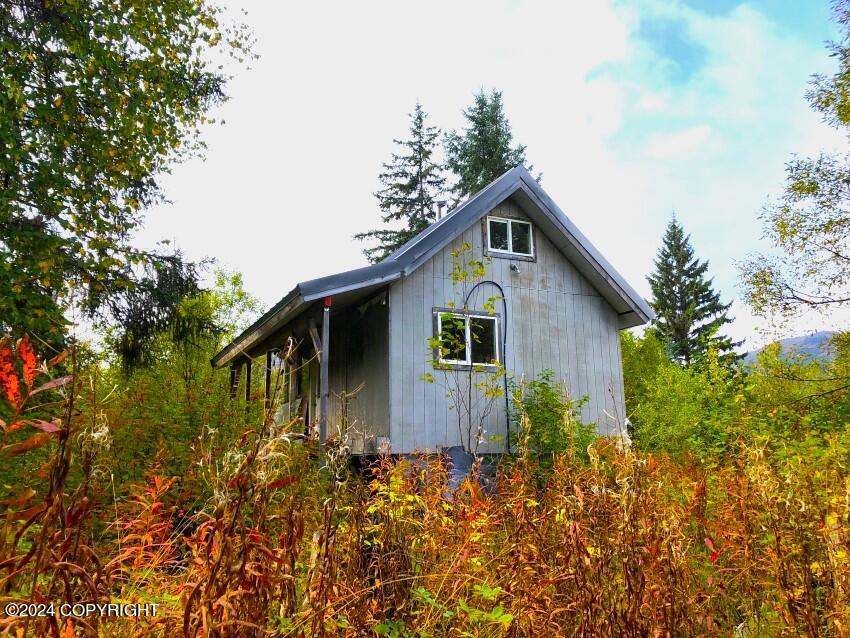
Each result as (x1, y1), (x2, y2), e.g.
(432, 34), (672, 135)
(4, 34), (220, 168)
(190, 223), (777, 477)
(435, 311), (499, 367)
(487, 216), (533, 256)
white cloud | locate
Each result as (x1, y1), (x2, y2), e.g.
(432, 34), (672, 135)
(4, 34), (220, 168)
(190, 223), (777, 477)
(644, 123), (713, 158)
(134, 0), (845, 347)
(637, 91), (669, 111)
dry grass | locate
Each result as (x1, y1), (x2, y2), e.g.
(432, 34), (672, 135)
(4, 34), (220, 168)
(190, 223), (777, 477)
(0, 338), (848, 637)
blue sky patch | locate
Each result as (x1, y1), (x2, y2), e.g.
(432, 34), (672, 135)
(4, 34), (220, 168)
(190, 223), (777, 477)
(636, 15), (708, 84)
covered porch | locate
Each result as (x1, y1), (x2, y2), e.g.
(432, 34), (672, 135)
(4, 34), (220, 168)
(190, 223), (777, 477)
(213, 285), (390, 453)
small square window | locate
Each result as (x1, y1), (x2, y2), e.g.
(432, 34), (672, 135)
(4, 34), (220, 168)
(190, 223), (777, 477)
(487, 216), (533, 257)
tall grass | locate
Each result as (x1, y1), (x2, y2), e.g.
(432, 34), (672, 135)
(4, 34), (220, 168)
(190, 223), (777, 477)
(0, 337), (848, 637)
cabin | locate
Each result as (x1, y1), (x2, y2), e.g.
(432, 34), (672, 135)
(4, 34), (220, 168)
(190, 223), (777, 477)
(211, 166), (652, 454)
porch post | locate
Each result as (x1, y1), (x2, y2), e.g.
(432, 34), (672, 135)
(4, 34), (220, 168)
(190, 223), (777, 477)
(229, 364), (238, 398)
(264, 350), (273, 411)
(319, 296), (332, 442)
(244, 358), (252, 402)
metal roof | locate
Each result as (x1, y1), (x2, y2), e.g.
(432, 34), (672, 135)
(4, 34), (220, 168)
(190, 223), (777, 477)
(211, 166), (653, 368)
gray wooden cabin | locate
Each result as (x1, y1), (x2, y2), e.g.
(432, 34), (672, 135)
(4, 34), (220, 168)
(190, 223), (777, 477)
(211, 166), (652, 454)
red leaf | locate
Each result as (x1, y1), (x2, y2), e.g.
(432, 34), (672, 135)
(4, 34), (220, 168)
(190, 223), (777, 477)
(227, 472), (247, 490)
(0, 336), (21, 408)
(29, 375), (73, 396)
(27, 419), (61, 433)
(267, 475), (299, 490)
(17, 335), (39, 388)
(710, 551), (719, 564)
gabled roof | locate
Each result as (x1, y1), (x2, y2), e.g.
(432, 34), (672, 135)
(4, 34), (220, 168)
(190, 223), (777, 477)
(211, 166), (653, 368)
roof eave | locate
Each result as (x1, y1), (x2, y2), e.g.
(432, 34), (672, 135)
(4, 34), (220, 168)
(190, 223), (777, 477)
(514, 171), (654, 327)
(210, 288), (304, 369)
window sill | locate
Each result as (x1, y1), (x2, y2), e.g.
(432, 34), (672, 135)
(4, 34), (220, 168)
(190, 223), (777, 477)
(434, 361), (502, 372)
(485, 249), (536, 262)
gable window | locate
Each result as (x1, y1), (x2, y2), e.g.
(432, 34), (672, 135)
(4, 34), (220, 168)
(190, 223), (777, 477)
(435, 311), (499, 367)
(487, 216), (533, 256)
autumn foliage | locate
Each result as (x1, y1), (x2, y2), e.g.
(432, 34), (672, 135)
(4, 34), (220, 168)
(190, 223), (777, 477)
(0, 337), (848, 637)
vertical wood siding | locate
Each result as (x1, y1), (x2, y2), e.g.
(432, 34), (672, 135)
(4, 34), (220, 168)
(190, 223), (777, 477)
(388, 198), (627, 454)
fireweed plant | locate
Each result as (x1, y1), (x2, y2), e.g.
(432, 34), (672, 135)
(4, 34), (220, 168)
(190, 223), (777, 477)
(0, 334), (847, 636)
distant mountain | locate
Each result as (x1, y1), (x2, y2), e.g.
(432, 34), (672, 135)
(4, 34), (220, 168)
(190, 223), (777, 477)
(744, 331), (838, 364)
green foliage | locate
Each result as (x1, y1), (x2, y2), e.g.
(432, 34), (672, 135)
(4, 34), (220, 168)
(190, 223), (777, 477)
(510, 370), (594, 463)
(740, 2), (850, 316)
(622, 330), (738, 459)
(444, 89), (535, 200)
(0, 0), (254, 348)
(96, 270), (262, 486)
(648, 217), (739, 366)
(623, 326), (850, 465)
(106, 247), (210, 372)
(4, 325), (850, 636)
(739, 332), (850, 444)
(355, 102), (446, 263)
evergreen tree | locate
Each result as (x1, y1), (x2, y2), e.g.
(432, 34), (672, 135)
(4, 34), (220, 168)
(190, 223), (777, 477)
(647, 217), (740, 365)
(444, 89), (535, 199)
(355, 102), (446, 263)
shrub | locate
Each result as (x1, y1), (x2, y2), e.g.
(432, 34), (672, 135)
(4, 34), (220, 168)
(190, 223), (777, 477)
(510, 370), (595, 464)
(622, 330), (737, 459)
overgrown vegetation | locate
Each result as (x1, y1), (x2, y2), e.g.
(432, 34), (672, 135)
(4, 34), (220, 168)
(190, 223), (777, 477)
(0, 307), (848, 636)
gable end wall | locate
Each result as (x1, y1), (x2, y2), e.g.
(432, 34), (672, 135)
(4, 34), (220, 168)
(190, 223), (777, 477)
(387, 198), (626, 454)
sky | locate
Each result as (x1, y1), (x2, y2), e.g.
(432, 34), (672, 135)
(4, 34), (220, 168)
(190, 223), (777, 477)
(136, 0), (847, 351)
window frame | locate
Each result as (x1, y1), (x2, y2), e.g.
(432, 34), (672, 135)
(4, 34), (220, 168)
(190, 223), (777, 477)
(486, 215), (534, 257)
(434, 309), (501, 369)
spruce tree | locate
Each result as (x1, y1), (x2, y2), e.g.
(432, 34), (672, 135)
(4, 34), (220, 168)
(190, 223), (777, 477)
(355, 102), (446, 263)
(444, 89), (535, 199)
(647, 217), (740, 365)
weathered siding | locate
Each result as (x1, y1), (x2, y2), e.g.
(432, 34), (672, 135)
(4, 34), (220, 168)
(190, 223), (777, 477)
(327, 294), (390, 453)
(388, 197), (626, 454)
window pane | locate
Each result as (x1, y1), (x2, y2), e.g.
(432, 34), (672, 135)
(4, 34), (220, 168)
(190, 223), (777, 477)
(470, 317), (497, 364)
(439, 314), (467, 362)
(511, 221), (532, 255)
(489, 219), (509, 251)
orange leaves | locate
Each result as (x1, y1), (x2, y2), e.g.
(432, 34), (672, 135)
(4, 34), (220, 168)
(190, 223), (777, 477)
(0, 336), (46, 409)
(267, 475), (298, 490)
(0, 433), (52, 460)
(17, 335), (38, 388)
(0, 337), (20, 408)
(0, 335), (70, 445)
(0, 487), (35, 507)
